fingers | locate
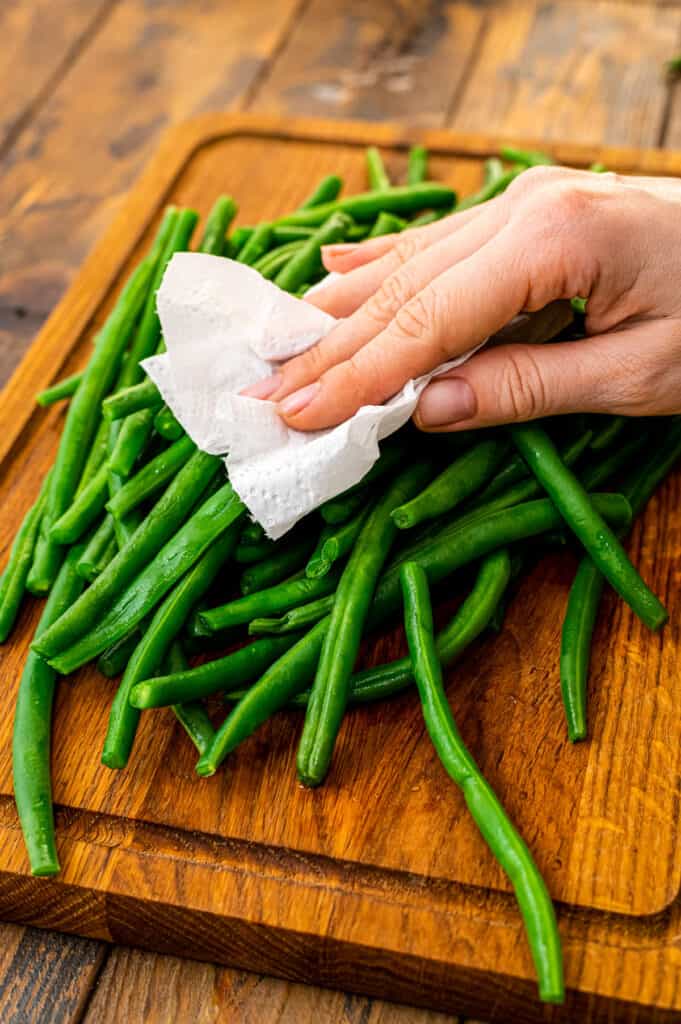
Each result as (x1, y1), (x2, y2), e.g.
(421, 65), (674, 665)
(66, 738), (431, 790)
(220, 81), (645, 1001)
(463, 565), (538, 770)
(252, 199), (508, 408)
(414, 319), (681, 431)
(305, 201), (494, 318)
(277, 221), (533, 430)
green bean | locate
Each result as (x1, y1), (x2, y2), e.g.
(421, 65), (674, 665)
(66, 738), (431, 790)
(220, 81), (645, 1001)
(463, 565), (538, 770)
(103, 379), (161, 421)
(299, 175), (343, 210)
(118, 208), (197, 388)
(367, 212), (406, 238)
(288, 549), (512, 707)
(235, 535), (278, 563)
(13, 545), (86, 876)
(198, 195), (237, 256)
(165, 642), (216, 757)
(407, 145), (428, 185)
(74, 419), (109, 497)
(198, 568), (339, 635)
(97, 630), (140, 678)
(271, 225), (315, 244)
(589, 415), (627, 451)
(106, 419), (143, 549)
(240, 534), (317, 595)
(76, 515), (116, 581)
(275, 212), (352, 293)
(153, 404), (184, 441)
(249, 594), (335, 636)
(306, 506), (368, 578)
(392, 437), (510, 530)
(101, 521), (241, 768)
(560, 419), (681, 742)
(399, 561), (564, 1005)
(346, 223), (371, 241)
(34, 451), (220, 660)
(106, 435), (196, 521)
(371, 493), (631, 630)
(240, 521), (266, 545)
(298, 460), (435, 787)
(510, 423), (667, 630)
(483, 157), (505, 186)
(229, 225), (253, 255)
(275, 183), (456, 228)
(50, 463), (109, 544)
(499, 145), (554, 166)
(48, 482), (245, 675)
(28, 255), (156, 594)
(253, 241), (305, 280)
(237, 224), (273, 266)
(0, 472), (51, 642)
(456, 167), (523, 211)
(196, 618), (329, 776)
(365, 147), (391, 190)
(130, 635), (296, 709)
(320, 486), (370, 525)
(108, 409), (155, 477)
(36, 371), (83, 407)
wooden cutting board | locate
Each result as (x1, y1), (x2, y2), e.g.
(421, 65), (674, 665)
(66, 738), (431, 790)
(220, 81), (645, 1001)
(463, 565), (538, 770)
(0, 114), (680, 1022)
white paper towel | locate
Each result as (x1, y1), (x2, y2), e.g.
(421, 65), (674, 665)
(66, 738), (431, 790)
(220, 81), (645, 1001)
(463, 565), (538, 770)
(143, 252), (481, 539)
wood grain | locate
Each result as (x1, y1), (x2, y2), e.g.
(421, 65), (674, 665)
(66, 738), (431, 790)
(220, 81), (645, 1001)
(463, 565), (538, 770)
(0, 0), (302, 335)
(252, 0), (484, 128)
(449, 1), (681, 146)
(0, 0), (114, 156)
(84, 948), (471, 1024)
(1, 114), (681, 1021)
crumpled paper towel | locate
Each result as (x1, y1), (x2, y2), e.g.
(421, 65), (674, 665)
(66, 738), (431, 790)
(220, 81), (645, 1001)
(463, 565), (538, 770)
(143, 252), (482, 539)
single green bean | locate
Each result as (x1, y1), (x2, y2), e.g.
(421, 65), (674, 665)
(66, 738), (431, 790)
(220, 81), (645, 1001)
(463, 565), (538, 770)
(76, 515), (116, 582)
(249, 594), (335, 635)
(365, 147), (391, 190)
(275, 183), (456, 227)
(36, 371), (83, 407)
(240, 521), (266, 545)
(275, 212), (352, 292)
(319, 486), (370, 525)
(392, 437), (510, 530)
(0, 472), (51, 642)
(306, 506), (369, 578)
(499, 145), (554, 166)
(50, 463), (109, 544)
(367, 212), (406, 238)
(271, 225), (315, 243)
(298, 460), (435, 787)
(240, 534), (317, 595)
(153, 404), (184, 441)
(229, 225), (253, 255)
(198, 195), (237, 256)
(456, 167), (523, 211)
(166, 641), (216, 757)
(400, 561), (564, 1005)
(101, 521), (241, 768)
(299, 175), (343, 210)
(103, 379), (161, 421)
(589, 416), (627, 451)
(74, 419), (109, 498)
(109, 409), (155, 477)
(198, 568), (339, 634)
(97, 630), (140, 678)
(28, 255), (156, 594)
(235, 535), (277, 564)
(407, 145), (428, 185)
(510, 423), (667, 630)
(34, 451), (220, 660)
(13, 545), (85, 876)
(130, 634), (296, 709)
(237, 224), (273, 266)
(253, 241), (305, 280)
(106, 435), (196, 521)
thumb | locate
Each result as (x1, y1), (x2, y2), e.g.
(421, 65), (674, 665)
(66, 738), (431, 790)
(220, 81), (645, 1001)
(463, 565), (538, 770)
(414, 323), (673, 430)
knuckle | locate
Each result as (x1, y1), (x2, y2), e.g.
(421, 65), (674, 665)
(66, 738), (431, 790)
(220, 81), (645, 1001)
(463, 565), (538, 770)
(392, 287), (438, 343)
(498, 347), (549, 421)
(507, 163), (567, 198)
(364, 270), (416, 327)
(391, 233), (425, 268)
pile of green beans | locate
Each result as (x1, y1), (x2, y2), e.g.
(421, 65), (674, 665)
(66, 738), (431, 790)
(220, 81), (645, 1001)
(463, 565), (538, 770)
(4, 144), (679, 1006)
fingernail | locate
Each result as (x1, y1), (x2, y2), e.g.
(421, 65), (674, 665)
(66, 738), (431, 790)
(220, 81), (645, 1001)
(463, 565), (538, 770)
(240, 373), (282, 400)
(278, 382), (320, 417)
(417, 378), (476, 428)
(321, 243), (358, 257)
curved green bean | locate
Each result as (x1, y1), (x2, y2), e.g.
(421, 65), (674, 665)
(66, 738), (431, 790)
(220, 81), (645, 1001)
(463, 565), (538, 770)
(36, 371), (83, 407)
(275, 183), (456, 228)
(400, 561), (564, 1005)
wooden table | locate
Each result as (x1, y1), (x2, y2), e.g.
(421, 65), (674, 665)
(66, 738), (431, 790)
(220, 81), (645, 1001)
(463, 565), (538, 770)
(3, 1), (681, 1020)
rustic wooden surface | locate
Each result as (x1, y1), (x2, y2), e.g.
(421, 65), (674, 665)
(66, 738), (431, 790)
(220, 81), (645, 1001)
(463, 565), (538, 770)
(3, 2), (681, 1022)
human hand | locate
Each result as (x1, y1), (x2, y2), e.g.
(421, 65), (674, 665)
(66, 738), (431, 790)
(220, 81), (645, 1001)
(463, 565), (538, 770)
(242, 166), (681, 431)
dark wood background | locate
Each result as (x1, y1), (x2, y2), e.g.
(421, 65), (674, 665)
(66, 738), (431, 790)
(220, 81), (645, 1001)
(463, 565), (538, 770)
(4, 1), (681, 1020)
